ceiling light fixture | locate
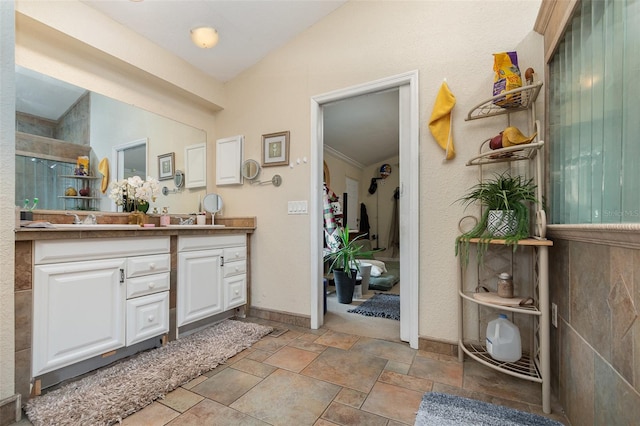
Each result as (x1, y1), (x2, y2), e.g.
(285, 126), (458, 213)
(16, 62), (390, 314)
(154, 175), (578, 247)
(190, 26), (219, 49)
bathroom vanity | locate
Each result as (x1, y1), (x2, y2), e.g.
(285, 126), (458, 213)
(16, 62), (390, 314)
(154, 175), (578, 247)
(14, 216), (255, 400)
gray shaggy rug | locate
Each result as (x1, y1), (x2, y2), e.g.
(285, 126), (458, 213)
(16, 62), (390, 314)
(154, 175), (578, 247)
(25, 320), (272, 426)
(414, 392), (564, 425)
(347, 293), (400, 320)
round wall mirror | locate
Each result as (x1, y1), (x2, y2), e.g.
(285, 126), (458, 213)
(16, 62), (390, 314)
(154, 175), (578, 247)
(241, 159), (260, 180)
(323, 161), (330, 187)
(174, 170), (185, 188)
(203, 193), (223, 213)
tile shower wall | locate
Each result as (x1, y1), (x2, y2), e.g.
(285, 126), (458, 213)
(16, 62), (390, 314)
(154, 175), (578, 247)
(15, 156), (75, 210)
(548, 236), (640, 425)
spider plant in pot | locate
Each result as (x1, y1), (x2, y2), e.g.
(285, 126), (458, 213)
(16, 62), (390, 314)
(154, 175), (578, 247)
(455, 171), (539, 265)
(324, 226), (379, 304)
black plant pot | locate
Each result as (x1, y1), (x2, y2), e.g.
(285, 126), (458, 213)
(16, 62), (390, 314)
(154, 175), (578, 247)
(333, 268), (356, 304)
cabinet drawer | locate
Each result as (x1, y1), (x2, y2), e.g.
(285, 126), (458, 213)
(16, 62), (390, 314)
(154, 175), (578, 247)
(126, 292), (169, 346)
(127, 272), (170, 299)
(178, 234), (245, 252)
(35, 237), (169, 264)
(127, 254), (171, 278)
(224, 246), (246, 262)
(224, 261), (246, 277)
(224, 275), (246, 310)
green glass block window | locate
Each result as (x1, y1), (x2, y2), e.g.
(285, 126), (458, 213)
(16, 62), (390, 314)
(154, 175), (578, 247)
(549, 0), (640, 224)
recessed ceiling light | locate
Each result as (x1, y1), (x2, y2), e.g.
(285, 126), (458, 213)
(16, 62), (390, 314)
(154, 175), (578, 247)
(190, 27), (219, 49)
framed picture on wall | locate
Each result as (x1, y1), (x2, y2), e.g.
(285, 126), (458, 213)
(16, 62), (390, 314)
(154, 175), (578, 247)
(158, 152), (175, 180)
(262, 131), (290, 167)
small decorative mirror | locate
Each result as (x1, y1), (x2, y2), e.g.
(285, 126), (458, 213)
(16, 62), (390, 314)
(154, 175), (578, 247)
(241, 159), (261, 181)
(203, 193), (223, 213)
(174, 170), (185, 188)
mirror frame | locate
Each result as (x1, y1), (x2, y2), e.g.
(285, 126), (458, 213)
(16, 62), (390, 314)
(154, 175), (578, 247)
(323, 161), (330, 187)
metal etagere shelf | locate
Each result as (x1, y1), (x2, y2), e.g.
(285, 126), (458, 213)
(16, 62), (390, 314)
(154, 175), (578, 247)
(58, 175), (101, 211)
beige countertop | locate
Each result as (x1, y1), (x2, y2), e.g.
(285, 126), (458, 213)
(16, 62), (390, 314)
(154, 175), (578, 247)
(15, 213), (256, 241)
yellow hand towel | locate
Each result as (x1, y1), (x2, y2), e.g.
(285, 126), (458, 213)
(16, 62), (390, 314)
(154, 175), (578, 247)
(429, 81), (456, 161)
(98, 158), (109, 194)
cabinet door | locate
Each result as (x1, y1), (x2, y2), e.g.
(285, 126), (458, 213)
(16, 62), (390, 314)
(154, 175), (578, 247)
(216, 135), (244, 185)
(177, 249), (223, 326)
(185, 142), (207, 188)
(33, 258), (126, 376)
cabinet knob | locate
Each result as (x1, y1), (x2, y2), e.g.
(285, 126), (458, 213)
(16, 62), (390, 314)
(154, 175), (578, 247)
(234, 252), (240, 258)
(235, 266), (240, 272)
(148, 282), (155, 289)
(148, 315), (155, 322)
(149, 263), (156, 270)
(235, 289), (239, 295)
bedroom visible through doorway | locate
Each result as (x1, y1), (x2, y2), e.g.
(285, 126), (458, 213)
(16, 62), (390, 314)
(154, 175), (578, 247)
(310, 70), (419, 349)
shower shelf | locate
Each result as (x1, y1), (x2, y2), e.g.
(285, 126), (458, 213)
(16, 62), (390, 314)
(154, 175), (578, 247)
(59, 175), (101, 211)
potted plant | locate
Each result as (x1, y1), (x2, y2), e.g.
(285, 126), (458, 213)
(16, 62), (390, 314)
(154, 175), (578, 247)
(455, 171), (539, 264)
(324, 226), (379, 304)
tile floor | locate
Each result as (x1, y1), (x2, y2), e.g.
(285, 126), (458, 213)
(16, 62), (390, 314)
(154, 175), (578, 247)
(18, 311), (570, 425)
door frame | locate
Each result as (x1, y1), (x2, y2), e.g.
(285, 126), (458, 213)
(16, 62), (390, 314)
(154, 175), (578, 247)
(310, 70), (419, 348)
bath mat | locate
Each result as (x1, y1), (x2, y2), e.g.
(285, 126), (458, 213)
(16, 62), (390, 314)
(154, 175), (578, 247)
(414, 392), (564, 425)
(348, 293), (400, 320)
(25, 320), (272, 426)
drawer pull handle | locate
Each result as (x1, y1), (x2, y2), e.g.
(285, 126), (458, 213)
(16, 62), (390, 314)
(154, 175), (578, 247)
(149, 263), (156, 270)
(235, 266), (240, 272)
(148, 315), (155, 322)
(235, 289), (239, 295)
(148, 282), (155, 289)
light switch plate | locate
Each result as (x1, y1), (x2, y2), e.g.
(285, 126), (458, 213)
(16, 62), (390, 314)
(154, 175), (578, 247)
(287, 201), (308, 215)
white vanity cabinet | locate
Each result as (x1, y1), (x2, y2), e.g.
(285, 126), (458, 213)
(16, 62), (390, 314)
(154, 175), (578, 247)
(32, 237), (170, 377)
(177, 234), (247, 327)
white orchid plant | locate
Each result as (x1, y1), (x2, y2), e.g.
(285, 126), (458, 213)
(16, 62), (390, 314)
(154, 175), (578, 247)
(109, 176), (160, 211)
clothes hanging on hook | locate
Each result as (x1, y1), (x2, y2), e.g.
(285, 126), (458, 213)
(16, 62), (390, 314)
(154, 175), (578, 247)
(388, 187), (400, 258)
(360, 203), (371, 239)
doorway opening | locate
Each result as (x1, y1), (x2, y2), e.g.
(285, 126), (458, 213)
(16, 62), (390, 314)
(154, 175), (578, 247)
(111, 138), (148, 211)
(310, 71), (419, 349)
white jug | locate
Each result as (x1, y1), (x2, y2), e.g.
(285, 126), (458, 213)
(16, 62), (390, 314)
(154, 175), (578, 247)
(486, 314), (521, 362)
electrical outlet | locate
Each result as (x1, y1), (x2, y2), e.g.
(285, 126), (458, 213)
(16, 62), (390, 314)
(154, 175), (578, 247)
(551, 303), (558, 328)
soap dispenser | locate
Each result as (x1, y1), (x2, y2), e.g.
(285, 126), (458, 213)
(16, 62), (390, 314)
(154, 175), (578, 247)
(160, 207), (170, 226)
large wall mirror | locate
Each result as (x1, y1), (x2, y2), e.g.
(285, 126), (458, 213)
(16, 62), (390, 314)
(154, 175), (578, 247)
(15, 66), (207, 213)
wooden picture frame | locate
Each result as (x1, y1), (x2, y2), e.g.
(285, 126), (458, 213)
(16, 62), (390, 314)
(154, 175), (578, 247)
(262, 131), (290, 167)
(158, 152), (175, 180)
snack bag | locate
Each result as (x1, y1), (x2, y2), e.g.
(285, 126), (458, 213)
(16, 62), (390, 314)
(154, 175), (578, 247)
(76, 156), (89, 176)
(493, 51), (522, 108)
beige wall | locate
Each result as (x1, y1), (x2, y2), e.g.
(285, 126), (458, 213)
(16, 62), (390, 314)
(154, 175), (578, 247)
(214, 0), (544, 340)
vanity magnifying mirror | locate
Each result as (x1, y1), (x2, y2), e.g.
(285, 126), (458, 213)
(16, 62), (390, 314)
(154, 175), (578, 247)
(203, 193), (223, 214)
(162, 170), (185, 195)
(241, 159), (261, 181)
